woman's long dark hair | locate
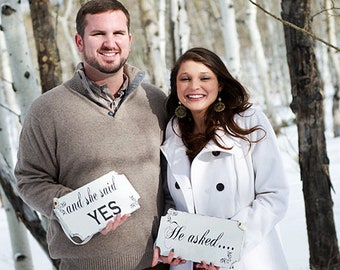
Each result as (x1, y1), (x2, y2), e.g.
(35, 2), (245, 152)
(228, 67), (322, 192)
(166, 47), (264, 161)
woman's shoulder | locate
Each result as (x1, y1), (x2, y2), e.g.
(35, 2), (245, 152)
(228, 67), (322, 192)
(235, 106), (268, 125)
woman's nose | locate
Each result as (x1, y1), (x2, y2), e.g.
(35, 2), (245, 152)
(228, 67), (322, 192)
(190, 79), (200, 90)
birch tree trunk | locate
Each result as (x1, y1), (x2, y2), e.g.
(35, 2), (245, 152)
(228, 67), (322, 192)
(158, 0), (167, 81)
(324, 0), (340, 137)
(0, 188), (33, 270)
(138, 0), (168, 93)
(0, 154), (59, 268)
(1, 2), (40, 123)
(55, 0), (81, 74)
(186, 1), (214, 51)
(263, 1), (291, 108)
(0, 4), (34, 269)
(1, 2), (60, 268)
(281, 0), (340, 268)
(0, 66), (33, 270)
(246, 0), (277, 129)
(219, 0), (241, 78)
(170, 0), (190, 65)
(29, 0), (62, 93)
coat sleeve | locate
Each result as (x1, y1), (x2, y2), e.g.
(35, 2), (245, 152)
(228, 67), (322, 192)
(231, 109), (289, 255)
(14, 101), (72, 218)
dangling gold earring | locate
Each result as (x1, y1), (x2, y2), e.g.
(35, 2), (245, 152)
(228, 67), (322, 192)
(214, 97), (225, 112)
(175, 102), (187, 118)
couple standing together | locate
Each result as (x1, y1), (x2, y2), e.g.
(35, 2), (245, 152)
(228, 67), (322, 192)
(14, 0), (289, 269)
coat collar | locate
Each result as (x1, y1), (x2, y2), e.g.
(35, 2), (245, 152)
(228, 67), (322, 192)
(160, 118), (240, 182)
(160, 118), (241, 213)
(161, 118), (238, 161)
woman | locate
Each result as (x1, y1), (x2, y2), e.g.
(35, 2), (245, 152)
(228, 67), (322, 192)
(153, 48), (289, 270)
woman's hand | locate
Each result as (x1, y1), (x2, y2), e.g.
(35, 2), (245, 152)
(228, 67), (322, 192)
(152, 247), (186, 266)
(100, 213), (131, 235)
(194, 260), (220, 270)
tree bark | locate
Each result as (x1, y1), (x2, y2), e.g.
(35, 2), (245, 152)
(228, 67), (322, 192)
(29, 0), (62, 93)
(0, 31), (33, 270)
(0, 154), (60, 269)
(1, 2), (40, 123)
(0, 188), (33, 270)
(169, 0), (190, 65)
(138, 0), (168, 93)
(281, 0), (340, 269)
(324, 0), (340, 137)
(246, 0), (277, 130)
(219, 0), (241, 78)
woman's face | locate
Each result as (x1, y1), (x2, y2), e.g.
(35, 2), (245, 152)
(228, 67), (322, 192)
(176, 60), (220, 119)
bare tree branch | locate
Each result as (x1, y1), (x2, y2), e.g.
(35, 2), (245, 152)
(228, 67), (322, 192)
(0, 154), (60, 269)
(248, 0), (340, 52)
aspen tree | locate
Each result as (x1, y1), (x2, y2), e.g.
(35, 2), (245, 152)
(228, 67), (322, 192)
(0, 30), (33, 270)
(29, 0), (62, 93)
(281, 0), (340, 268)
(1, 1), (40, 122)
(170, 0), (190, 64)
(324, 0), (340, 137)
(138, 0), (168, 92)
(219, 0), (241, 78)
(246, 0), (277, 128)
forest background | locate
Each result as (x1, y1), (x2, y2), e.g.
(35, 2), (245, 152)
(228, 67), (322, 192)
(0, 0), (339, 269)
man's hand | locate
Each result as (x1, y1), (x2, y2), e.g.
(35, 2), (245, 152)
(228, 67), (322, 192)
(100, 213), (130, 235)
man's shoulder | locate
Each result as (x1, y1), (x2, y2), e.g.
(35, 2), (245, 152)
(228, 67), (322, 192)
(26, 82), (78, 120)
(141, 82), (166, 108)
(31, 84), (69, 105)
(141, 82), (166, 96)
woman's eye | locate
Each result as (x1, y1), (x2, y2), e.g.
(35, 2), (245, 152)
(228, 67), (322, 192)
(179, 77), (190, 81)
(201, 77), (210, 81)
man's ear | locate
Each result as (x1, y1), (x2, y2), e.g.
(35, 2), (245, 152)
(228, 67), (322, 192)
(75, 34), (84, 52)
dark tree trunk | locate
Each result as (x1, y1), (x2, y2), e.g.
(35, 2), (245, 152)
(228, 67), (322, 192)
(333, 86), (340, 137)
(0, 155), (60, 269)
(281, 0), (340, 269)
(29, 0), (62, 93)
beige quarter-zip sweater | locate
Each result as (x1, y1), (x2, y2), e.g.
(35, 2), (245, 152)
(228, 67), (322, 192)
(15, 63), (167, 270)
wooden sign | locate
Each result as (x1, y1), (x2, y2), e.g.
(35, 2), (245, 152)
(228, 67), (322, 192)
(156, 209), (245, 268)
(53, 171), (140, 245)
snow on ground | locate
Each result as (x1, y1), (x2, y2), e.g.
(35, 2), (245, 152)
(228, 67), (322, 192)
(1, 128), (339, 270)
(278, 126), (340, 269)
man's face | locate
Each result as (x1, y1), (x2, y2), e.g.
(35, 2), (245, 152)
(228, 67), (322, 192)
(75, 10), (132, 76)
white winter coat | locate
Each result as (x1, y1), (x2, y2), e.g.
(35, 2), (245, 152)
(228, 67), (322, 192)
(160, 108), (289, 270)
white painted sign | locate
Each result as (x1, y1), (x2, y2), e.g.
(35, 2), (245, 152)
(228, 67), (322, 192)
(156, 209), (245, 268)
(53, 171), (140, 244)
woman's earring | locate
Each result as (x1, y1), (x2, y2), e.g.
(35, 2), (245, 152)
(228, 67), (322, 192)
(175, 102), (187, 118)
(214, 97), (226, 112)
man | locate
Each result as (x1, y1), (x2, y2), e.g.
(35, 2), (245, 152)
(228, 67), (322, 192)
(15, 1), (168, 269)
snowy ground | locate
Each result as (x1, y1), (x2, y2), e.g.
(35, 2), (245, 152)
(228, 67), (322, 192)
(1, 127), (339, 270)
(278, 127), (340, 270)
